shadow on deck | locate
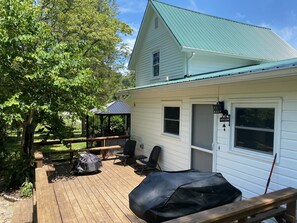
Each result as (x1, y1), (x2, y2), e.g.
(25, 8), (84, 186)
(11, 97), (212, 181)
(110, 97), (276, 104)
(39, 160), (146, 223)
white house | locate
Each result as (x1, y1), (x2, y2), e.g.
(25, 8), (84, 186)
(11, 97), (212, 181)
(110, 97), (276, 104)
(121, 0), (297, 199)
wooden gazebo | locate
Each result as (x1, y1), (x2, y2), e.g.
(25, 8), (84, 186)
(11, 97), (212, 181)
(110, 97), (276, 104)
(86, 100), (131, 139)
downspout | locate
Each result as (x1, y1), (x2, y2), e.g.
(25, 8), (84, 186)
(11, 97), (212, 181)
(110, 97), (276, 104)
(186, 52), (195, 76)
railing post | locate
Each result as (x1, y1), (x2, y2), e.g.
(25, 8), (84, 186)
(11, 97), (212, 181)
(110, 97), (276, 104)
(34, 151), (44, 168)
(286, 201), (296, 223)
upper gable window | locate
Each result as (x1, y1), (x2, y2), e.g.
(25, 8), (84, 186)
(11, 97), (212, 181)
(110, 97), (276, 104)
(154, 17), (158, 29)
(153, 51), (160, 77)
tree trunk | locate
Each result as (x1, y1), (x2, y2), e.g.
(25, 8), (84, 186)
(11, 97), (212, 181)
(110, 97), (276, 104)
(22, 123), (36, 156)
(21, 111), (36, 157)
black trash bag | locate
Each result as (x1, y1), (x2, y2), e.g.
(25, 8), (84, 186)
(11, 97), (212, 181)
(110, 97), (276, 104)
(72, 153), (101, 174)
(129, 170), (242, 223)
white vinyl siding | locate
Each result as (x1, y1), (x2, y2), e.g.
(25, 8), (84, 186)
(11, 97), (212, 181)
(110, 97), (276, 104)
(131, 98), (190, 171)
(135, 11), (184, 86)
(188, 53), (256, 76)
(130, 74), (297, 201)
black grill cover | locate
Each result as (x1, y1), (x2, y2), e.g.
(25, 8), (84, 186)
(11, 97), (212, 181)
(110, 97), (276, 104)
(129, 170), (242, 222)
(72, 153), (101, 174)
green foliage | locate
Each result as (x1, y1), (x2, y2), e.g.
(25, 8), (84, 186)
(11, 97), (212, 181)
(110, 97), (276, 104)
(109, 116), (125, 134)
(0, 0), (132, 155)
(89, 114), (126, 136)
(121, 71), (136, 89)
(2, 151), (34, 189)
(20, 178), (33, 198)
(0, 136), (20, 170)
(36, 114), (75, 141)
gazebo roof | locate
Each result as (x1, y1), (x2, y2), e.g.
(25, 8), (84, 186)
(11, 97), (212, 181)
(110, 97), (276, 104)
(90, 100), (131, 115)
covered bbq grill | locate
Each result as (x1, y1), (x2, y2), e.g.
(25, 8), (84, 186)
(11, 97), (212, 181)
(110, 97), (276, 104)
(72, 153), (102, 174)
(129, 170), (242, 223)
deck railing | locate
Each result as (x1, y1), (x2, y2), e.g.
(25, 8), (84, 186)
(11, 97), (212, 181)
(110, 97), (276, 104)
(35, 135), (130, 162)
(166, 187), (297, 223)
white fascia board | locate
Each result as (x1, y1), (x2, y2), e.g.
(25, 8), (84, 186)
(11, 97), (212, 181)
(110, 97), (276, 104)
(118, 66), (297, 95)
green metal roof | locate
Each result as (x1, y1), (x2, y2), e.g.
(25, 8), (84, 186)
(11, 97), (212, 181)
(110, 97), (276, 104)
(125, 57), (297, 92)
(150, 0), (297, 61)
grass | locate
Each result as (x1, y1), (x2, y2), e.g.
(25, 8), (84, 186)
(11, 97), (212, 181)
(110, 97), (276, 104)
(40, 142), (87, 152)
(6, 131), (85, 152)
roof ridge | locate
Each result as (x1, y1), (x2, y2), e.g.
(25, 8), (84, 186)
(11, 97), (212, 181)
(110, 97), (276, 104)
(150, 0), (271, 30)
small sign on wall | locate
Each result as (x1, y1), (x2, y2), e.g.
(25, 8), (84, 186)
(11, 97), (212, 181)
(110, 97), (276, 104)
(220, 115), (230, 122)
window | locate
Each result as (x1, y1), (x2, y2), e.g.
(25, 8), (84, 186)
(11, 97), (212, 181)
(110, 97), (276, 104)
(163, 106), (180, 136)
(153, 51), (160, 77)
(154, 17), (158, 29)
(234, 107), (275, 154)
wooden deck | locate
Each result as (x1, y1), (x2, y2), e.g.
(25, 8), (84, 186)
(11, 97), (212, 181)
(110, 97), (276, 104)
(49, 160), (146, 223)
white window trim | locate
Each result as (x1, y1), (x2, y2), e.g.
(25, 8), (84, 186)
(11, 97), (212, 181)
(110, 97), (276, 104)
(161, 101), (182, 139)
(152, 50), (160, 78)
(230, 98), (281, 163)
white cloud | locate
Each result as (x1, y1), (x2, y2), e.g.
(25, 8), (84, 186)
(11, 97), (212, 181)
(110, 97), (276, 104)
(257, 22), (272, 29)
(235, 12), (246, 20)
(124, 37), (136, 52)
(118, 0), (146, 14)
(188, 0), (199, 12)
(122, 24), (139, 52)
(276, 26), (297, 50)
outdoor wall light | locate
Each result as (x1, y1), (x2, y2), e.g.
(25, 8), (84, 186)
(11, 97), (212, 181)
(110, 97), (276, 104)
(213, 101), (230, 131)
(213, 101), (224, 114)
(220, 109), (230, 131)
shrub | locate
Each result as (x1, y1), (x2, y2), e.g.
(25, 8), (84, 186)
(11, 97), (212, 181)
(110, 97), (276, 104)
(20, 178), (33, 197)
(2, 151), (34, 190)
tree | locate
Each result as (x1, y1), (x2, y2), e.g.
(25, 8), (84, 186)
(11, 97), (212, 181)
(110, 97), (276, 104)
(121, 70), (136, 89)
(0, 0), (132, 155)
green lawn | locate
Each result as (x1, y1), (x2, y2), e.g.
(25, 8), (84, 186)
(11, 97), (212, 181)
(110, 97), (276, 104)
(40, 142), (87, 152)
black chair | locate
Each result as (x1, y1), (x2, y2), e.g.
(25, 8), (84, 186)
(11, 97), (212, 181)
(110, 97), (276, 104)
(135, 146), (161, 175)
(113, 140), (136, 166)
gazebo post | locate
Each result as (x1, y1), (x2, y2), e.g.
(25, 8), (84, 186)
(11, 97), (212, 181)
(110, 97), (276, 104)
(86, 115), (89, 148)
(100, 115), (104, 136)
(126, 114), (131, 135)
(108, 115), (111, 134)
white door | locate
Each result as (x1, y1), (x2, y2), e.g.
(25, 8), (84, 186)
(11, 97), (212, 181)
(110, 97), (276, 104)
(191, 104), (215, 172)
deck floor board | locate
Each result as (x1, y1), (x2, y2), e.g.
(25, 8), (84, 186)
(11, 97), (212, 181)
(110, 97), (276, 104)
(51, 160), (145, 223)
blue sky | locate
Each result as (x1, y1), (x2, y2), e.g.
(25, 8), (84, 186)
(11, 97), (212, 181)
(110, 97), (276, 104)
(116, 0), (297, 52)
